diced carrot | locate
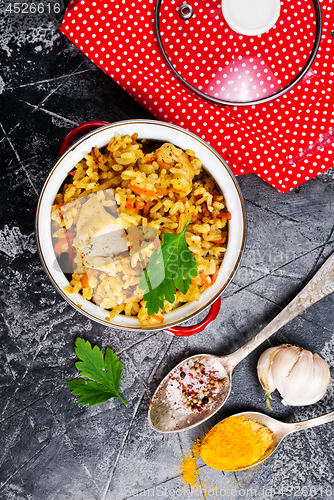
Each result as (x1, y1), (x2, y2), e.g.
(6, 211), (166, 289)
(68, 184), (75, 189)
(213, 237), (226, 244)
(143, 201), (153, 214)
(199, 272), (210, 287)
(125, 198), (136, 210)
(156, 161), (172, 170)
(68, 171), (76, 176)
(126, 198), (136, 206)
(144, 154), (157, 163)
(152, 314), (164, 323)
(54, 238), (67, 256)
(217, 212), (231, 220)
(81, 269), (99, 288)
(199, 267), (219, 287)
(128, 183), (156, 197)
(81, 276), (88, 288)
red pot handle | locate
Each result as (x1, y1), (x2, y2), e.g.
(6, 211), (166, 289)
(59, 121), (110, 156)
(164, 297), (221, 336)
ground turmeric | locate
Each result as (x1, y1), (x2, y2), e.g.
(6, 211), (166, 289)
(200, 415), (273, 471)
(179, 439), (202, 486)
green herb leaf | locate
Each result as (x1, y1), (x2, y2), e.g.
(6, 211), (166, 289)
(138, 220), (198, 315)
(67, 338), (127, 407)
(67, 379), (120, 406)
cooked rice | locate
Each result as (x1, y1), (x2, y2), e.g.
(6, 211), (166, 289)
(51, 133), (229, 326)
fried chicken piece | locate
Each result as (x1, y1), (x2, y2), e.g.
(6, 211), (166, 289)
(74, 197), (128, 274)
(156, 143), (195, 190)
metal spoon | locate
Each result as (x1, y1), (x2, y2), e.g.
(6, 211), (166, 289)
(202, 410), (334, 471)
(148, 252), (334, 433)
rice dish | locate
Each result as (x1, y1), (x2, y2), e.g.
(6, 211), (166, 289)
(51, 133), (230, 326)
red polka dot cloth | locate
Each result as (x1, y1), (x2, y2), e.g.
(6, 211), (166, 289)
(60, 0), (334, 193)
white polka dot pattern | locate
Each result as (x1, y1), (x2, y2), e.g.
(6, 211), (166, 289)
(60, 0), (334, 193)
(159, 0), (317, 103)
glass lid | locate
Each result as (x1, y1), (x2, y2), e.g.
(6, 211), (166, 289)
(155, 0), (322, 105)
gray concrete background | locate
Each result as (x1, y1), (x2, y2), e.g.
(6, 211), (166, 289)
(0, 3), (334, 499)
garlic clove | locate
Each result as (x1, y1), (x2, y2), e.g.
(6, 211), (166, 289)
(287, 353), (331, 406)
(257, 346), (280, 392)
(258, 344), (331, 408)
(270, 345), (301, 385)
(257, 344), (289, 409)
(278, 348), (314, 406)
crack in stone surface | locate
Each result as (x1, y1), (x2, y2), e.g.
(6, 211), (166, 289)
(100, 336), (174, 500)
(23, 101), (80, 126)
(0, 440), (50, 493)
(245, 286), (334, 335)
(44, 400), (103, 494)
(0, 392), (52, 424)
(230, 239), (334, 300)
(304, 226), (334, 283)
(245, 198), (301, 223)
(0, 121), (38, 196)
(31, 60), (87, 110)
(115, 331), (161, 356)
(100, 393), (146, 500)
(6, 69), (90, 90)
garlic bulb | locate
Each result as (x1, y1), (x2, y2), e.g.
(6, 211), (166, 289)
(257, 344), (330, 408)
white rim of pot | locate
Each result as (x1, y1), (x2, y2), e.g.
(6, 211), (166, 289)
(36, 120), (246, 331)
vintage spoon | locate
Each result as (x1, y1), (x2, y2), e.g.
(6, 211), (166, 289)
(204, 410), (334, 471)
(148, 252), (334, 433)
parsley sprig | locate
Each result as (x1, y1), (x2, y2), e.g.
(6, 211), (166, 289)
(138, 220), (198, 316)
(67, 337), (127, 407)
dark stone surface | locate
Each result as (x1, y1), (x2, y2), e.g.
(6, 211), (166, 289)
(0, 3), (334, 500)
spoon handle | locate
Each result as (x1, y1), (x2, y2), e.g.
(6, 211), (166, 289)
(226, 252), (334, 369)
(289, 411), (334, 433)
